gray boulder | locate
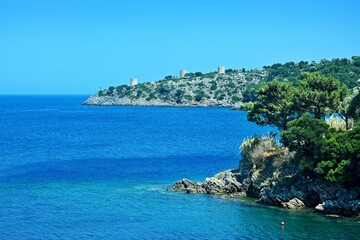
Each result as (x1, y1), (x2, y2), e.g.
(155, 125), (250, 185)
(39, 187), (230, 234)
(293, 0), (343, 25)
(282, 198), (305, 209)
(204, 177), (226, 194)
(315, 199), (360, 216)
(171, 178), (206, 194)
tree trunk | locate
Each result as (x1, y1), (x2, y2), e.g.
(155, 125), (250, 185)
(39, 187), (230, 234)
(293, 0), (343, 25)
(315, 106), (321, 119)
(345, 115), (349, 130)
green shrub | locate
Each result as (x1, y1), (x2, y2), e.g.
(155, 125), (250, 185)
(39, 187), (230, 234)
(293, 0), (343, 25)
(194, 90), (205, 96)
(231, 96), (241, 103)
(146, 93), (156, 101)
(136, 89), (143, 97)
(195, 94), (203, 102)
(175, 89), (185, 97)
(196, 82), (205, 88)
(210, 82), (217, 90)
(226, 82), (236, 88)
(217, 94), (226, 101)
(194, 90), (205, 101)
(156, 86), (170, 95)
(116, 85), (129, 92)
(240, 133), (278, 168)
(185, 95), (193, 101)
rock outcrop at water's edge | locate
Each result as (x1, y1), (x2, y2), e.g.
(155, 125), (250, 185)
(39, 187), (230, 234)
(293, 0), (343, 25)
(171, 171), (247, 196)
(170, 147), (360, 218)
(171, 170), (360, 217)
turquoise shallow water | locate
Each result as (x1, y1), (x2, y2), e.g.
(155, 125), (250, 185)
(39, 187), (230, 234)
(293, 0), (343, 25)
(0, 96), (359, 239)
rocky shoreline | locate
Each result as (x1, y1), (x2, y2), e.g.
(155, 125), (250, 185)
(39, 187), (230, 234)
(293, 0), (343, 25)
(83, 95), (238, 107)
(170, 169), (360, 218)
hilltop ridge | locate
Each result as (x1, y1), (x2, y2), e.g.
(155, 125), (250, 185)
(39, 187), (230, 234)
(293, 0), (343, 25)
(83, 69), (265, 107)
(83, 56), (360, 106)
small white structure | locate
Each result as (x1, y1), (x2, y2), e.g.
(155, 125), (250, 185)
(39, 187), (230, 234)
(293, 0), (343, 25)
(180, 70), (188, 78)
(130, 78), (138, 86)
(218, 66), (225, 74)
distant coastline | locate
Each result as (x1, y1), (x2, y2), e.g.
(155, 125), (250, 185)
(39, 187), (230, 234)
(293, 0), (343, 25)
(83, 68), (262, 107)
(84, 56), (360, 107)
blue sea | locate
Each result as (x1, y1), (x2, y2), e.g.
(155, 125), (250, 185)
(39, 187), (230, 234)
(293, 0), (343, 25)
(0, 95), (359, 239)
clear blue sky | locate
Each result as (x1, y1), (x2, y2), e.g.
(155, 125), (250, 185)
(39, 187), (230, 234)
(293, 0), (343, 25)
(1, 0), (360, 95)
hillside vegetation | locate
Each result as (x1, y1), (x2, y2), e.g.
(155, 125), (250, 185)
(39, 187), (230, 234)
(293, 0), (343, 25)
(246, 71), (360, 184)
(84, 56), (360, 106)
(84, 70), (265, 106)
(239, 71), (360, 215)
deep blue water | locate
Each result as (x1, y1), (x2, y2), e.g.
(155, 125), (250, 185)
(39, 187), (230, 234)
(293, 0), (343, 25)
(0, 95), (359, 239)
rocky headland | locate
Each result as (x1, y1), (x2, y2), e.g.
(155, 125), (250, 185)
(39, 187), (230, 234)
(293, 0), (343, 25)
(170, 136), (360, 218)
(83, 56), (360, 107)
(83, 70), (265, 106)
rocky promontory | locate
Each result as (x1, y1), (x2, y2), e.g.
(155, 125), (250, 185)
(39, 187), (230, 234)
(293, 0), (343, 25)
(84, 56), (360, 107)
(171, 171), (360, 216)
(170, 135), (360, 218)
(83, 70), (265, 106)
